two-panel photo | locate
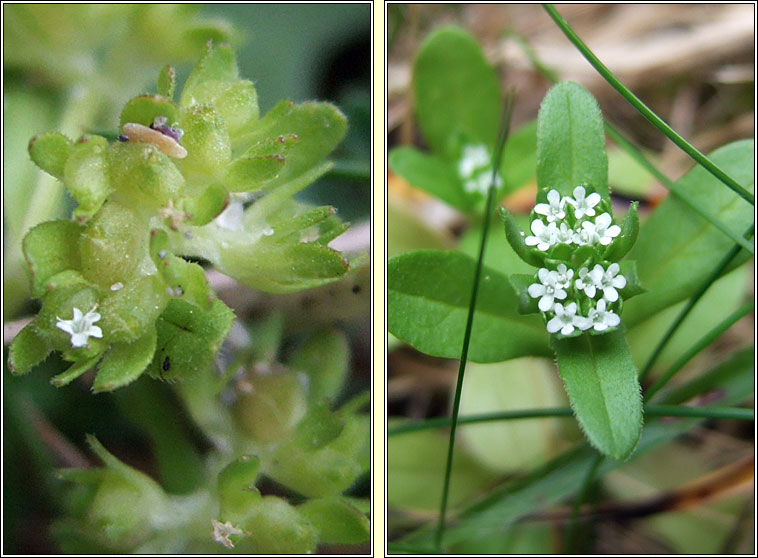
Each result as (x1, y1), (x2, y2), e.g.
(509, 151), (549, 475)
(2, 3), (755, 557)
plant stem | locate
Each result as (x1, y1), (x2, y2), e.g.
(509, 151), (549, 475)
(435, 91), (516, 552)
(543, 4), (754, 206)
(645, 301), (754, 402)
(639, 223), (754, 383)
(388, 404), (753, 436)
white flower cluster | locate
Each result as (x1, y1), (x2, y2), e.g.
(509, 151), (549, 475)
(457, 144), (503, 195)
(527, 263), (626, 335)
(524, 186), (620, 251)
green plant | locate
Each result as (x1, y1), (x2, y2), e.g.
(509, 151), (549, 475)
(5, 8), (369, 553)
(388, 14), (753, 554)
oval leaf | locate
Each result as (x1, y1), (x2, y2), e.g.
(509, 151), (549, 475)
(536, 82), (608, 201)
(388, 250), (550, 363)
(93, 327), (157, 393)
(551, 330), (642, 460)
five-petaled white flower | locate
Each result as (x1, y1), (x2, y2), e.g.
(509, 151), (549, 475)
(534, 189), (566, 222)
(525, 219), (557, 251)
(591, 262), (627, 302)
(583, 299), (621, 332)
(565, 185), (601, 219)
(211, 519), (246, 549)
(546, 302), (584, 335)
(56, 307), (102, 348)
(556, 222), (575, 245)
(589, 212), (621, 245)
(575, 266), (597, 298)
(528, 268), (568, 312)
(552, 263), (574, 289)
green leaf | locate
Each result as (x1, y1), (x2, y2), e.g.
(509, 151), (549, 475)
(157, 65), (176, 100)
(180, 42), (238, 104)
(50, 355), (101, 387)
(500, 207), (546, 267)
(107, 142), (184, 206)
(298, 498), (369, 544)
(289, 329), (349, 403)
(22, 220), (82, 298)
(93, 327), (157, 393)
(178, 183), (228, 226)
(244, 497), (318, 554)
(536, 81), (608, 200)
(388, 147), (469, 211)
(291, 402), (346, 452)
(8, 323), (50, 375)
(413, 26), (501, 158)
(624, 140), (754, 327)
(178, 103), (232, 176)
(98, 274), (168, 343)
(63, 135), (112, 223)
(604, 202), (639, 261)
(508, 274), (540, 314)
(225, 153), (285, 192)
(551, 330), (642, 460)
(147, 297), (234, 381)
(389, 250), (550, 362)
(119, 94), (179, 129)
(500, 120), (538, 195)
(28, 132), (73, 180)
(458, 213), (534, 276)
(218, 456), (262, 521)
(388, 196), (455, 258)
(617, 260), (644, 301)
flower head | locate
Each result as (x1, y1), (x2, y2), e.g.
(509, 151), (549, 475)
(56, 307), (103, 348)
(527, 267), (568, 312)
(534, 189), (566, 222)
(525, 219), (558, 251)
(566, 185), (601, 219)
(584, 299), (621, 332)
(546, 302), (585, 336)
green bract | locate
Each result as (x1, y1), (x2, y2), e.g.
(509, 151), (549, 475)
(10, 42), (354, 391)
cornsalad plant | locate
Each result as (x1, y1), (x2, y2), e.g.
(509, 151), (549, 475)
(388, 17), (753, 554)
(6, 26), (369, 555)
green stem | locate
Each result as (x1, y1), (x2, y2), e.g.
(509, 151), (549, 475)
(543, 4), (754, 206)
(639, 223), (754, 383)
(435, 92), (516, 552)
(645, 301), (754, 402)
(388, 404), (753, 436)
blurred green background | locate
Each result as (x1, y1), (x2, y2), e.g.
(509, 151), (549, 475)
(3, 4), (370, 554)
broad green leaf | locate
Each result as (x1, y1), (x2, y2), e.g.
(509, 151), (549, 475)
(28, 131), (73, 180)
(22, 220), (82, 298)
(8, 323), (51, 375)
(624, 140), (754, 327)
(63, 135), (112, 223)
(388, 147), (469, 210)
(289, 329), (349, 403)
(179, 42), (238, 105)
(388, 250), (550, 363)
(178, 103), (232, 176)
(93, 327), (157, 393)
(500, 120), (538, 195)
(414, 26), (501, 158)
(536, 82), (608, 200)
(458, 359), (575, 473)
(388, 425), (499, 512)
(459, 213), (534, 276)
(225, 153), (285, 192)
(552, 330), (642, 460)
(508, 274), (540, 314)
(147, 297), (234, 381)
(291, 402), (346, 451)
(298, 498), (369, 544)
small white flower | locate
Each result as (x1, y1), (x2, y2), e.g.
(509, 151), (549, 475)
(591, 212), (621, 245)
(584, 299), (621, 332)
(56, 307), (103, 348)
(553, 263), (574, 289)
(566, 185), (601, 219)
(556, 222), (575, 245)
(546, 302), (584, 335)
(534, 189), (566, 222)
(211, 519), (246, 549)
(573, 222), (595, 246)
(575, 266), (597, 298)
(525, 219), (558, 251)
(458, 144), (491, 178)
(590, 262), (627, 302)
(527, 268), (568, 312)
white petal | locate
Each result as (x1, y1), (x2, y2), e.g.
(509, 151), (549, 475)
(547, 189), (561, 204)
(606, 225), (621, 238)
(70, 333), (88, 348)
(531, 219), (546, 234)
(572, 186), (586, 201)
(585, 284), (597, 298)
(537, 268), (551, 284)
(603, 287), (619, 302)
(528, 284), (546, 298)
(538, 295), (554, 312)
(595, 213), (612, 228)
(89, 326), (103, 339)
(534, 203), (550, 216)
(546, 317), (563, 333)
(586, 192), (601, 207)
(605, 312), (621, 327)
(525, 236), (539, 246)
(575, 316), (592, 331)
(564, 302), (577, 315)
(537, 241), (551, 251)
(561, 323), (575, 335)
(613, 275), (627, 289)
(593, 322), (609, 332)
(554, 288), (567, 300)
